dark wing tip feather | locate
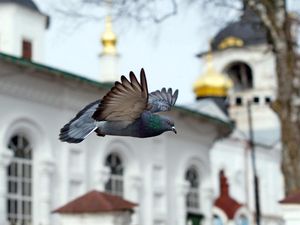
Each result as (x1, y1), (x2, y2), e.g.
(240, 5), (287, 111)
(140, 68), (148, 95)
(121, 75), (129, 83)
(129, 71), (136, 82)
(129, 71), (142, 90)
(172, 89), (179, 105)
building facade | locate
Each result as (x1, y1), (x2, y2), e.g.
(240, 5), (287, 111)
(0, 1), (287, 225)
(192, 7), (284, 225)
(0, 2), (233, 225)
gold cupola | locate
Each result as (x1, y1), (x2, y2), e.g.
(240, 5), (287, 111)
(193, 53), (233, 98)
(101, 16), (117, 55)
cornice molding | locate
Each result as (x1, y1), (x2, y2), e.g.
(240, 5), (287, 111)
(0, 72), (103, 111)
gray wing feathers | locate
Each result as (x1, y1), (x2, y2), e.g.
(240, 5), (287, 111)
(148, 88), (178, 113)
(59, 100), (100, 143)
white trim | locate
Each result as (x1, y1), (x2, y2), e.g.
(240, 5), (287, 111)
(6, 135), (33, 224)
(0, 114), (54, 225)
(234, 206), (252, 225)
(212, 207), (228, 224)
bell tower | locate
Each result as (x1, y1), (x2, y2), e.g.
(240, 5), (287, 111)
(99, 15), (120, 82)
(198, 7), (280, 138)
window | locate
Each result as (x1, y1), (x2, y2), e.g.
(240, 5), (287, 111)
(235, 97), (243, 106)
(253, 96), (260, 104)
(265, 97), (271, 104)
(7, 135), (33, 225)
(226, 62), (253, 92)
(22, 40), (32, 60)
(185, 167), (199, 212)
(105, 153), (124, 196)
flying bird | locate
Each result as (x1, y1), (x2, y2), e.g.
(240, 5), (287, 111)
(59, 69), (178, 143)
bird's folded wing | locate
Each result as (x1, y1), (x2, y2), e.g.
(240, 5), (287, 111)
(147, 88), (178, 113)
(92, 69), (148, 121)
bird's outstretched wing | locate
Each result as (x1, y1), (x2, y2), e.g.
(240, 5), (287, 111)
(92, 69), (148, 121)
(147, 88), (178, 113)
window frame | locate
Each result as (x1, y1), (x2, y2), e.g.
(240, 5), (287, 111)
(22, 39), (33, 60)
(6, 134), (33, 225)
(104, 153), (124, 197)
(185, 166), (200, 213)
(225, 62), (253, 92)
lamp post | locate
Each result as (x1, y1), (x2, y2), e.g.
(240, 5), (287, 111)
(247, 100), (261, 225)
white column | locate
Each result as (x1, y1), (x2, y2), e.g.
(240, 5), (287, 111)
(0, 149), (13, 225)
(37, 159), (55, 225)
(281, 204), (300, 225)
(127, 175), (142, 225)
(201, 185), (214, 225)
(99, 55), (120, 82)
(94, 167), (110, 191)
(177, 181), (189, 225)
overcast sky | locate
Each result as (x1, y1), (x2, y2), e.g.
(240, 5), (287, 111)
(33, 0), (299, 104)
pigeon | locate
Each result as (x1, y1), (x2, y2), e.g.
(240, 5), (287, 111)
(59, 69), (178, 143)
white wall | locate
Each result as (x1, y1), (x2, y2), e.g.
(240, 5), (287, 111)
(0, 61), (221, 225)
(59, 212), (132, 225)
(281, 204), (300, 225)
(0, 3), (47, 63)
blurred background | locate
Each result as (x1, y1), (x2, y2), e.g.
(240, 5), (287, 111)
(0, 1), (300, 225)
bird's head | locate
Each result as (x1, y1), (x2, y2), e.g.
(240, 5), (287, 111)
(146, 114), (177, 136)
(161, 116), (177, 134)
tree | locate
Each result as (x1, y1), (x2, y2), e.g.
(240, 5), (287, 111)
(245, 0), (300, 196)
(57, 0), (299, 195)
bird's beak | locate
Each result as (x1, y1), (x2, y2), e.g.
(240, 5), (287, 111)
(172, 126), (177, 134)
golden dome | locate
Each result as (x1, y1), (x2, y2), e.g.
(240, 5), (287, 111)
(193, 53), (233, 98)
(101, 16), (117, 55)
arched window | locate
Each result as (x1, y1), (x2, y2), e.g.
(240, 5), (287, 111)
(236, 215), (249, 225)
(185, 167), (199, 212)
(7, 134), (33, 225)
(213, 215), (224, 225)
(225, 62), (253, 91)
(105, 153), (124, 196)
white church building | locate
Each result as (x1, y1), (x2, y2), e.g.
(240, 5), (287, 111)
(0, 1), (291, 225)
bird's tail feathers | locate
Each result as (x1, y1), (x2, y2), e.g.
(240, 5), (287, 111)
(59, 100), (100, 143)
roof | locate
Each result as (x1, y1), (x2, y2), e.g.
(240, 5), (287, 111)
(210, 8), (267, 51)
(0, 0), (40, 13)
(0, 52), (234, 134)
(280, 191), (300, 204)
(185, 99), (231, 124)
(0, 0), (50, 28)
(214, 170), (242, 219)
(0, 52), (113, 90)
(193, 54), (233, 98)
(175, 103), (234, 137)
(53, 190), (137, 214)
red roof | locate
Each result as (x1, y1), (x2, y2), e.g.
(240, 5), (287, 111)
(280, 190), (300, 204)
(214, 170), (242, 219)
(53, 190), (137, 214)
